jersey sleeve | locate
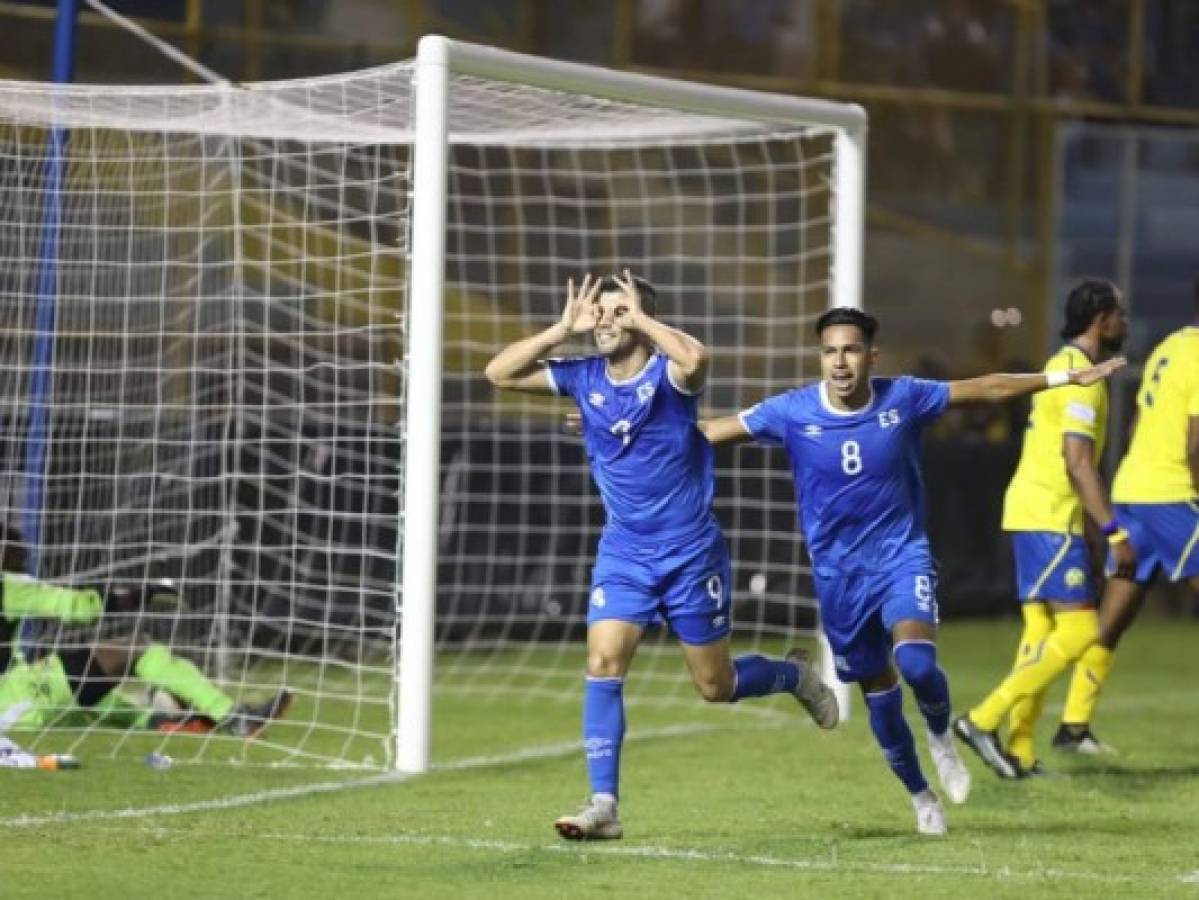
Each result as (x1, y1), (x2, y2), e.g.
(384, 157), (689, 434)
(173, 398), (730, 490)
(739, 392), (792, 445)
(905, 377), (951, 424)
(1058, 381), (1104, 441)
(544, 357), (587, 400)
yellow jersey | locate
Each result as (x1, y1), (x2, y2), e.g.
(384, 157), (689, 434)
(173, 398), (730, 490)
(1112, 326), (1199, 503)
(1002, 346), (1108, 534)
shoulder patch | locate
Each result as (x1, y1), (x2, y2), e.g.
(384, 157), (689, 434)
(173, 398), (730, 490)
(1065, 400), (1097, 425)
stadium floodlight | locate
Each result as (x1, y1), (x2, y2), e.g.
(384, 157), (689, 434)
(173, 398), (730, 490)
(0, 35), (863, 771)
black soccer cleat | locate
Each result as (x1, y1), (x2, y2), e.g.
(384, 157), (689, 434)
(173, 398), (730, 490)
(952, 714), (1024, 779)
(220, 690), (294, 740)
(1052, 724), (1117, 756)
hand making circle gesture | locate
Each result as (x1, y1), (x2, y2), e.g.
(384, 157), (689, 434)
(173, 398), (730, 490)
(561, 274), (602, 334)
(611, 269), (645, 330)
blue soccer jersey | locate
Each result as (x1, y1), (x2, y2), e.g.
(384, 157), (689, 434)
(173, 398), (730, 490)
(739, 377), (949, 663)
(740, 377), (950, 577)
(546, 353), (716, 543)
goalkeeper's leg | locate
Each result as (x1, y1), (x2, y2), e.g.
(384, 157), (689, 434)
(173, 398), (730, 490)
(85, 641), (236, 722)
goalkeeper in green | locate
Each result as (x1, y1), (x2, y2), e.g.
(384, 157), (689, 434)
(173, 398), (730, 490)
(0, 562), (290, 739)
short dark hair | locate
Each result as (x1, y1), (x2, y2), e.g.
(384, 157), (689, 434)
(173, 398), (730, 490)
(1061, 278), (1121, 340)
(815, 306), (879, 343)
(597, 273), (656, 314)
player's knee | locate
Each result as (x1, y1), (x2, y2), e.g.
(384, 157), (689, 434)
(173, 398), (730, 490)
(692, 671), (734, 703)
(1048, 609), (1099, 660)
(893, 641), (938, 689)
(585, 650), (626, 679)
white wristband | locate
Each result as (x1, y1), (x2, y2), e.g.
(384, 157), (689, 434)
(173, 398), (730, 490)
(1046, 370), (1070, 388)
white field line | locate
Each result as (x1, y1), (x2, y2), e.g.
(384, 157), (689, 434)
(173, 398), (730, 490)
(50, 824), (1197, 889)
(0, 721), (720, 829)
(1, 711), (1196, 888)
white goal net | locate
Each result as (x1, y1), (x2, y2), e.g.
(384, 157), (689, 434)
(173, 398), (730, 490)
(0, 39), (862, 769)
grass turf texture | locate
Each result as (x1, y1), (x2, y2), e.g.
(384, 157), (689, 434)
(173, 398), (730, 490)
(3, 619), (1199, 899)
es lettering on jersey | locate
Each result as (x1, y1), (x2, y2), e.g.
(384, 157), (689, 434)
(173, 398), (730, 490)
(739, 377), (950, 576)
(546, 353), (715, 542)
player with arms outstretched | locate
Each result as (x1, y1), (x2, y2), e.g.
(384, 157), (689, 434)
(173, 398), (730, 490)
(1051, 282), (1199, 745)
(485, 271), (839, 841)
(701, 306), (1124, 835)
(953, 279), (1129, 776)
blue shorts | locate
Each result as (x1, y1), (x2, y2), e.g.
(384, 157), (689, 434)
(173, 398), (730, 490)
(589, 525), (732, 646)
(813, 568), (939, 683)
(1107, 502), (1199, 584)
(1010, 531), (1093, 603)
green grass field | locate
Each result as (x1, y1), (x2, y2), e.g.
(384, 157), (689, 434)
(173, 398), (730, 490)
(4, 619), (1199, 899)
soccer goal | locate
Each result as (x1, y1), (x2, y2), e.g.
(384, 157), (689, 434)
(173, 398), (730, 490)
(0, 36), (863, 770)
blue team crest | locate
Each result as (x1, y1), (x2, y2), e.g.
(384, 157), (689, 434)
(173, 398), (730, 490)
(588, 391), (605, 408)
(636, 382), (655, 404)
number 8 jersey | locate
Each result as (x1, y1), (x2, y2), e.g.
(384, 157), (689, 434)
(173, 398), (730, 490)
(739, 377), (950, 577)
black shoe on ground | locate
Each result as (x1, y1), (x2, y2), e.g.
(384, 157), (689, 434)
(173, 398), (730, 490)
(221, 690), (294, 740)
(952, 714), (1024, 779)
(1051, 724), (1117, 756)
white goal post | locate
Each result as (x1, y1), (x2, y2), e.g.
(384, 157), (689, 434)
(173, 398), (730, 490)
(398, 36), (866, 773)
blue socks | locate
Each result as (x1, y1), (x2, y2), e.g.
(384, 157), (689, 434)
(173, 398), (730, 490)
(894, 640), (951, 736)
(865, 685), (928, 795)
(583, 676), (625, 797)
(730, 654), (800, 701)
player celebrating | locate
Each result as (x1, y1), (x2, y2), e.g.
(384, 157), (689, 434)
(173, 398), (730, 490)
(700, 306), (1124, 835)
(954, 279), (1129, 776)
(1050, 283), (1199, 749)
(484, 271), (839, 841)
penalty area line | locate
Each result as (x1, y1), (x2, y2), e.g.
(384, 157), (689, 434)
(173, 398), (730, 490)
(0, 721), (724, 830)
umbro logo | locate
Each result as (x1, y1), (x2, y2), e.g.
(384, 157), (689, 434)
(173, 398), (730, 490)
(589, 392), (605, 407)
(590, 587), (606, 608)
(637, 383), (655, 404)
(803, 424), (823, 437)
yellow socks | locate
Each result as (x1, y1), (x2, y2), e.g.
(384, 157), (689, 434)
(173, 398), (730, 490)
(1006, 604), (1053, 768)
(1062, 643), (1114, 727)
(970, 607), (1098, 732)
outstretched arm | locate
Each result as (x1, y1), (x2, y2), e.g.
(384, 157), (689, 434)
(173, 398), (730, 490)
(484, 275), (601, 393)
(947, 356), (1125, 405)
(700, 414), (754, 446)
(613, 270), (710, 392)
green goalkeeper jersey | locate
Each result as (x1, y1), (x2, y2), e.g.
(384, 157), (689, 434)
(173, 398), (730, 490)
(0, 654), (78, 729)
(0, 574), (104, 672)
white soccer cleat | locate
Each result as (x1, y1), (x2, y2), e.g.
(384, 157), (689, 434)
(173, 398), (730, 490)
(912, 789), (947, 837)
(785, 648), (840, 730)
(554, 795), (622, 841)
(927, 727), (972, 804)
